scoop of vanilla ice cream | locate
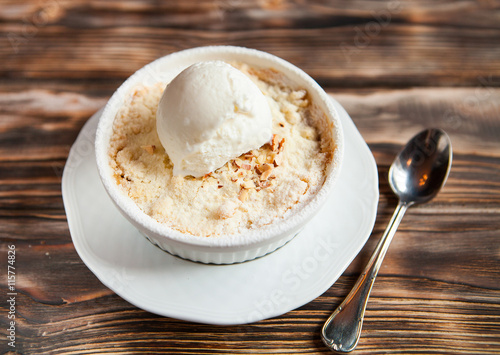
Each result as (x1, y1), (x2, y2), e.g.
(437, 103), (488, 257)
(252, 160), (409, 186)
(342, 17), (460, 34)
(156, 61), (273, 177)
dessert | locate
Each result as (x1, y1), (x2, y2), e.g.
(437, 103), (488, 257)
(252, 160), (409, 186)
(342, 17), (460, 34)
(108, 62), (334, 237)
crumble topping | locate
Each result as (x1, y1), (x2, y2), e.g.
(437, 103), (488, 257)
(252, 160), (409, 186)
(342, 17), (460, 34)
(108, 63), (334, 237)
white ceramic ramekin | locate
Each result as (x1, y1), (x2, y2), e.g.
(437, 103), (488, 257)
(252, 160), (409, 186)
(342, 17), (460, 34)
(95, 46), (344, 264)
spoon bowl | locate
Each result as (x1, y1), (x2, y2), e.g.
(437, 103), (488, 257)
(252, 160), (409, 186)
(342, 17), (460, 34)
(390, 129), (452, 205)
(321, 128), (452, 353)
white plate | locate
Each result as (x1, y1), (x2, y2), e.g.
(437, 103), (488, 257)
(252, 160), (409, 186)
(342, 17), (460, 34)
(62, 98), (378, 325)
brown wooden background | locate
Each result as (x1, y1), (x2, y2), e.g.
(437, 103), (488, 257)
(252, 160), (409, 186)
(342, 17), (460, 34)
(1, 0), (499, 354)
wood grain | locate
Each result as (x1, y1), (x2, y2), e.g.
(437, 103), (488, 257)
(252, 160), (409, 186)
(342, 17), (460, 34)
(1, 1), (500, 87)
(1, 0), (499, 354)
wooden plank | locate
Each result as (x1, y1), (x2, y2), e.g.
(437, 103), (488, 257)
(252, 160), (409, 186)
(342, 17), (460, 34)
(1, 0), (499, 29)
(1, 0), (499, 87)
(1, 24), (499, 88)
(0, 87), (498, 159)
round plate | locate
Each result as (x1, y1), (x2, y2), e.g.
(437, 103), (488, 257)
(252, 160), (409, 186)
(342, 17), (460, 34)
(62, 98), (378, 325)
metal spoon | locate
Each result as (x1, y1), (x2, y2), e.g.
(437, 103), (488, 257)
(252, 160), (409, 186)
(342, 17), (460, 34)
(321, 128), (452, 353)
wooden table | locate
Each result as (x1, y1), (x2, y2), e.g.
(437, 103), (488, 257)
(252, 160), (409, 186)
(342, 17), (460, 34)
(1, 1), (499, 354)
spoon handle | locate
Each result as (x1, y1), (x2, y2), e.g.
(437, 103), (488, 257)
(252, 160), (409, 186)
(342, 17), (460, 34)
(321, 201), (408, 353)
